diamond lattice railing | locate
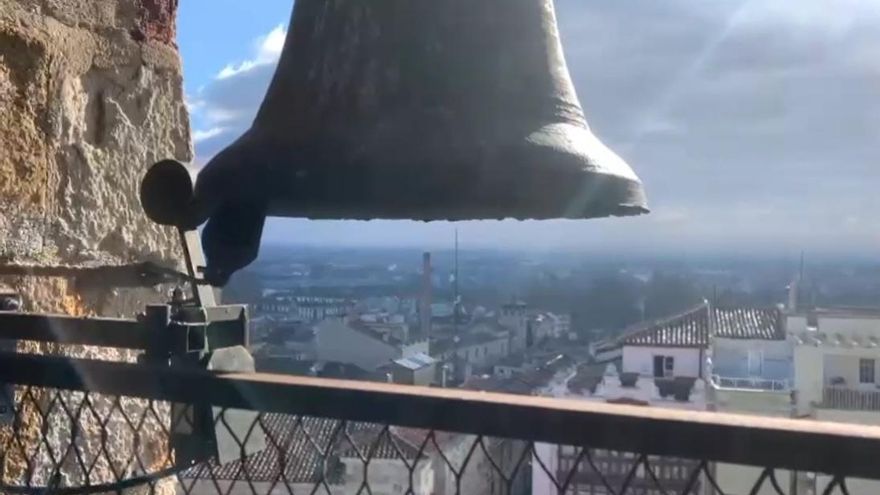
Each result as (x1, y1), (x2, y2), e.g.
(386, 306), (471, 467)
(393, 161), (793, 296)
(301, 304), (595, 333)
(0, 380), (866, 495)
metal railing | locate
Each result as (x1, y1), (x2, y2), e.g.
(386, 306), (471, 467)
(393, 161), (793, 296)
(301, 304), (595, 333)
(0, 352), (877, 494)
(710, 374), (792, 392)
(823, 386), (880, 412)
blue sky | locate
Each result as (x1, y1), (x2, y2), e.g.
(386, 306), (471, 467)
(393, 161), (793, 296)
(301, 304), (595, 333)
(176, 1), (880, 255)
(178, 0), (292, 134)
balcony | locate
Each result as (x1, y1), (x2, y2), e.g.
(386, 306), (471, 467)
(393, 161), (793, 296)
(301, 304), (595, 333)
(591, 374), (707, 408)
(710, 374), (792, 392)
(0, 351), (877, 494)
(822, 386), (880, 412)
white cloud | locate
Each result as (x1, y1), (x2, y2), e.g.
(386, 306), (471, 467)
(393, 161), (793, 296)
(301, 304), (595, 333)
(183, 1), (880, 253)
(192, 127), (226, 143)
(189, 25), (288, 162)
(216, 62), (256, 80)
(203, 106), (246, 125)
(216, 25), (286, 80)
(736, 0), (880, 33)
(184, 93), (204, 113)
(256, 25), (287, 61)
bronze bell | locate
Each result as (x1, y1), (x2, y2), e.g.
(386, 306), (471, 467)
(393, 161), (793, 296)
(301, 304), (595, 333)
(142, 0), (648, 285)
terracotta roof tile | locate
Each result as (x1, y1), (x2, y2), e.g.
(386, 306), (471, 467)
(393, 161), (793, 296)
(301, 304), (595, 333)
(620, 304), (710, 348)
(181, 415), (421, 483)
(713, 307), (784, 340)
(618, 304), (786, 347)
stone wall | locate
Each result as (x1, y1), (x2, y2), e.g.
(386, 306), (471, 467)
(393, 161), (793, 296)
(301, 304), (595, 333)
(0, 0), (190, 491)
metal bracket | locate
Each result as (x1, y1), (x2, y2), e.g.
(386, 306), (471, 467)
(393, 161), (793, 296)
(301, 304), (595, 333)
(141, 304), (248, 361)
(171, 347), (267, 466)
(179, 228), (216, 307)
(0, 229), (264, 467)
(162, 228), (264, 467)
(134, 296), (263, 467)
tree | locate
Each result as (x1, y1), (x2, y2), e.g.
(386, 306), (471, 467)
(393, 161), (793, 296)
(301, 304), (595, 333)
(643, 271), (704, 319)
(576, 272), (644, 338)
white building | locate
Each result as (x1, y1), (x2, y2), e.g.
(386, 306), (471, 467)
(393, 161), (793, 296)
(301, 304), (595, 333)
(530, 301), (880, 495)
(431, 328), (510, 368)
(708, 306), (794, 495)
(391, 352), (438, 386)
(533, 306), (711, 495)
(254, 296), (352, 322)
(789, 308), (880, 495)
(294, 297), (352, 322)
(430, 329), (511, 384)
(709, 306), (792, 410)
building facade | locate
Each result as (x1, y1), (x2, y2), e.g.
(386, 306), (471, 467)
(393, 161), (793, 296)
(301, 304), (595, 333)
(391, 352), (438, 386)
(315, 318), (426, 372)
(255, 296), (352, 322)
(500, 302), (529, 352)
(789, 308), (880, 495)
(533, 306), (712, 495)
(708, 306), (794, 495)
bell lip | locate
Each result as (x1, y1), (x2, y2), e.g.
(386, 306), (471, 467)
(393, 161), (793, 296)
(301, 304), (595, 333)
(261, 172), (650, 222)
(193, 123), (651, 223)
(557, 172), (650, 220)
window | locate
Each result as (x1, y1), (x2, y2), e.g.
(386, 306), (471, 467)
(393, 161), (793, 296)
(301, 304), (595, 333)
(748, 350), (763, 377)
(653, 355), (675, 377)
(859, 358), (875, 384)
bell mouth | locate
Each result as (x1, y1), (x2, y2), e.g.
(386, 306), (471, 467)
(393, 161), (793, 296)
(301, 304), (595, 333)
(257, 165), (650, 222)
(187, 121), (648, 224)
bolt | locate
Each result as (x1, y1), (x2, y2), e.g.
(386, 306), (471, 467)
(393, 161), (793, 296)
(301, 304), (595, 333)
(172, 287), (185, 304)
(0, 295), (22, 312)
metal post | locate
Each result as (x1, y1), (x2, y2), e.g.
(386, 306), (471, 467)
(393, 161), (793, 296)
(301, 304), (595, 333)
(179, 228), (216, 306)
(0, 287), (19, 425)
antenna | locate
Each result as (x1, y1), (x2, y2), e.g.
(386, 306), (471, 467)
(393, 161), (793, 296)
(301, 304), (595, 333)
(799, 251), (805, 284)
(788, 251), (805, 312)
(800, 250), (808, 309)
(453, 228), (460, 333)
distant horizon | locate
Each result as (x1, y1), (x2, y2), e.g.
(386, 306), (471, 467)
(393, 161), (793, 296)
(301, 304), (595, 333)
(254, 233), (880, 263)
(251, 216), (880, 259)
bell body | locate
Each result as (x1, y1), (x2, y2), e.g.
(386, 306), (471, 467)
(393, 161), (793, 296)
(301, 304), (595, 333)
(195, 0), (647, 223)
(143, 0), (649, 284)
